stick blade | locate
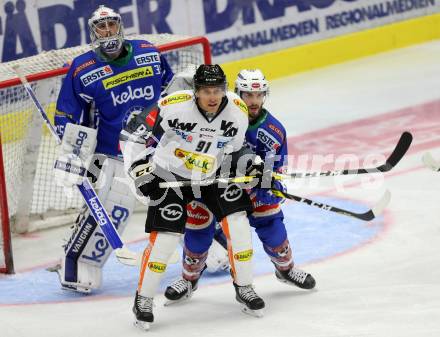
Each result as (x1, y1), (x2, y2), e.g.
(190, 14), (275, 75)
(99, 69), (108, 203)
(115, 247), (140, 266)
(380, 131), (413, 171)
(422, 152), (440, 172)
(371, 189), (391, 218)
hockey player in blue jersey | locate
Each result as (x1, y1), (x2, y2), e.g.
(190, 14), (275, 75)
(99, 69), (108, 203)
(52, 5), (173, 293)
(164, 69), (316, 303)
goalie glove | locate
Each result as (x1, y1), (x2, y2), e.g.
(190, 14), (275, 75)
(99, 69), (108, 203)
(54, 124), (97, 196)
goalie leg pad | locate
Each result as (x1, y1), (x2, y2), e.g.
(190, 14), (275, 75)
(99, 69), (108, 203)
(221, 211), (253, 286)
(138, 231), (182, 298)
(61, 157), (136, 290)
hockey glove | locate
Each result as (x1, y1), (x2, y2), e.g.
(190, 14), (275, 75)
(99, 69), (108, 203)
(253, 179), (286, 205)
(127, 157), (156, 196)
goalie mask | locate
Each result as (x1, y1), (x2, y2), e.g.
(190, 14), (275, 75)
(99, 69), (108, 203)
(234, 69), (269, 121)
(88, 5), (124, 57)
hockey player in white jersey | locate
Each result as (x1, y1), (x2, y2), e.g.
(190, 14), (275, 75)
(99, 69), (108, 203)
(120, 64), (265, 330)
(164, 69), (315, 306)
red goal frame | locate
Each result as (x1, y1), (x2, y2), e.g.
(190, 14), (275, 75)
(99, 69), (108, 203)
(0, 133), (14, 274)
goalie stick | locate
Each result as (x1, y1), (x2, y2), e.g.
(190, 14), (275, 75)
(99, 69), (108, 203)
(13, 65), (123, 249)
(160, 131), (413, 188)
(422, 152), (440, 172)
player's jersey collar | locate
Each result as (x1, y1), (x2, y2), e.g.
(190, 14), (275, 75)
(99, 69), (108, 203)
(94, 41), (133, 67)
(248, 108), (268, 130)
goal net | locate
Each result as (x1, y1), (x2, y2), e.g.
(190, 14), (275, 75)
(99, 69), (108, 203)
(0, 34), (211, 273)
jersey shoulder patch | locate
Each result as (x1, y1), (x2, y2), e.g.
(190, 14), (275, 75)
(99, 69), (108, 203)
(265, 112), (286, 142)
(232, 97), (248, 115)
(160, 92), (193, 107)
(227, 92), (248, 116)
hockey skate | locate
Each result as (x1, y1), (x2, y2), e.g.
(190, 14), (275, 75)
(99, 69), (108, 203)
(233, 283), (265, 318)
(164, 278), (198, 306)
(275, 267), (316, 290)
(133, 291), (154, 331)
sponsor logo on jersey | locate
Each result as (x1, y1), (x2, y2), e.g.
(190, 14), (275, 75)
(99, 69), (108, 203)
(73, 59), (96, 77)
(174, 148), (215, 173)
(103, 66), (154, 89)
(111, 85), (155, 106)
(140, 43), (154, 48)
(220, 183), (243, 202)
(135, 52), (160, 66)
(217, 140), (229, 148)
(257, 128), (280, 151)
(233, 98), (248, 115)
(148, 262), (167, 273)
(175, 129), (193, 143)
(80, 65), (113, 86)
(159, 203), (184, 221)
(220, 120), (238, 137)
(185, 201), (213, 230)
(234, 249), (253, 262)
(160, 93), (192, 106)
(268, 124), (284, 141)
(168, 118), (197, 132)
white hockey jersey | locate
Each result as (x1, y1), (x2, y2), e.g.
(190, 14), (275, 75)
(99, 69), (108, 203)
(121, 90), (249, 181)
(154, 90), (248, 179)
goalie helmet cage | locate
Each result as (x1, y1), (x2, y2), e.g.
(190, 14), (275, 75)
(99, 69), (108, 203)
(0, 35), (211, 263)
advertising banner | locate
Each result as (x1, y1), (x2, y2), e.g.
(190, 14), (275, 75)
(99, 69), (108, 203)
(0, 0), (439, 63)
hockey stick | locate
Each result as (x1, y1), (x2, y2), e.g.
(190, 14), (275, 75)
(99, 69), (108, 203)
(422, 152), (440, 172)
(115, 189), (390, 267)
(115, 243), (181, 267)
(279, 131), (413, 178)
(271, 188), (391, 221)
(159, 131), (413, 188)
(13, 65), (123, 249)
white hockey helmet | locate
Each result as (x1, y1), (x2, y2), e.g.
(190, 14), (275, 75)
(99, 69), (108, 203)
(234, 69), (269, 97)
(88, 5), (124, 56)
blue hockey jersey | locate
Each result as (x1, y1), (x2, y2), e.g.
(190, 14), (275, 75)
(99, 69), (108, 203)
(246, 108), (288, 218)
(55, 39), (173, 157)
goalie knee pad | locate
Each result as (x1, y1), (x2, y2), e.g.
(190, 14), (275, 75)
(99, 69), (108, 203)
(61, 157), (136, 291)
(138, 232), (182, 298)
(221, 211), (253, 286)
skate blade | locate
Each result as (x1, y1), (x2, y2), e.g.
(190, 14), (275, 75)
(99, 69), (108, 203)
(240, 305), (264, 318)
(164, 293), (192, 307)
(134, 320), (150, 331)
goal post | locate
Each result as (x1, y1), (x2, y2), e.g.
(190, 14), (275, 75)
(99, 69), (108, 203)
(0, 133), (14, 274)
(0, 34), (211, 256)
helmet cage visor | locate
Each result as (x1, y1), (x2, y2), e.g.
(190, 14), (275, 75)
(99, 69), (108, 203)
(90, 16), (123, 54)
